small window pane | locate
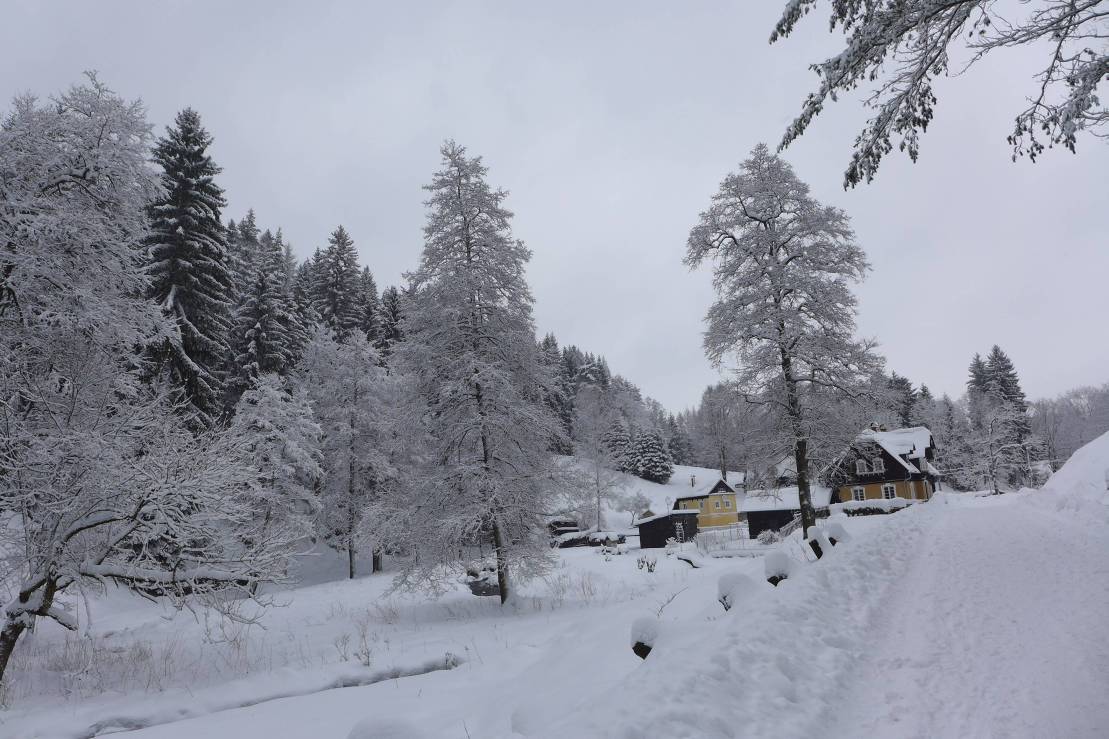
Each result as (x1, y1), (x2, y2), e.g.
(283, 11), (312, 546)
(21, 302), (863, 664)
(852, 487), (865, 502)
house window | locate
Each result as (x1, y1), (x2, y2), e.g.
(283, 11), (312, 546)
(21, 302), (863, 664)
(714, 500), (721, 510)
(855, 459), (869, 475)
(882, 484), (896, 500)
(698, 500), (703, 509)
(872, 458), (885, 473)
(852, 487), (865, 502)
(724, 499), (731, 508)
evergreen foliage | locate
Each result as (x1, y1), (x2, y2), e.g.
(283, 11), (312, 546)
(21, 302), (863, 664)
(145, 108), (235, 428)
(631, 430), (674, 483)
(313, 225), (362, 340)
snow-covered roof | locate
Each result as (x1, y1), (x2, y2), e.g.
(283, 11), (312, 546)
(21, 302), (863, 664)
(674, 477), (736, 502)
(861, 426), (933, 460)
(635, 510), (699, 525)
(739, 485), (834, 512)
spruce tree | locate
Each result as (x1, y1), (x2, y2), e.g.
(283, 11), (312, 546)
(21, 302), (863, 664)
(985, 345), (1027, 409)
(666, 415), (694, 465)
(376, 285), (404, 358)
(145, 108), (235, 428)
(313, 226), (362, 340)
(227, 234), (299, 405)
(357, 266), (380, 343)
(632, 430), (674, 483)
(602, 420), (634, 473)
(887, 372), (917, 427)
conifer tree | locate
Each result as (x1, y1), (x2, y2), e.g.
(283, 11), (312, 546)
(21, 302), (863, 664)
(376, 285), (404, 358)
(887, 372), (917, 427)
(631, 430), (674, 483)
(145, 108), (235, 428)
(602, 420), (635, 473)
(666, 415), (694, 466)
(391, 141), (561, 604)
(313, 226), (362, 340)
(358, 266), (380, 343)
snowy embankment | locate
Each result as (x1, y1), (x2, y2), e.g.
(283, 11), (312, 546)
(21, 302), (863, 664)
(536, 506), (933, 738)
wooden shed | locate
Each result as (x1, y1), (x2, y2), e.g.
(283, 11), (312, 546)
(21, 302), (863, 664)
(635, 510), (699, 549)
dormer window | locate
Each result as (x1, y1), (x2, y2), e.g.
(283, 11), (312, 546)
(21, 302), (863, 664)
(855, 459), (869, 475)
(872, 458), (885, 474)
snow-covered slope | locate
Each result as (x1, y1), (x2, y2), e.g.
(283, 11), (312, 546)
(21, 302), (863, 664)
(1038, 430), (1109, 521)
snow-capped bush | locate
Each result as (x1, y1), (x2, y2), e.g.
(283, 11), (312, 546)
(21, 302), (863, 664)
(764, 550), (796, 586)
(717, 572), (757, 612)
(757, 529), (781, 545)
(807, 528), (833, 559)
(630, 616), (661, 659)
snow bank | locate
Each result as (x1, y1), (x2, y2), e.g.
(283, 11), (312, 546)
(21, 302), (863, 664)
(537, 504), (934, 738)
(763, 550), (796, 580)
(1038, 430), (1109, 521)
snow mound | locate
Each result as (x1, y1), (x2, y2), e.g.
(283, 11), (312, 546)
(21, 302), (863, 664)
(348, 717), (427, 739)
(1043, 431), (1109, 500)
(717, 572), (758, 611)
(630, 615), (661, 648)
(764, 550), (796, 579)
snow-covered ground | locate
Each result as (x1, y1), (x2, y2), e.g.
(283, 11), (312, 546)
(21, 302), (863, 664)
(4, 440), (1109, 738)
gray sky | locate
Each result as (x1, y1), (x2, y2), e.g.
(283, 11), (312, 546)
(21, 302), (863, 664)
(4, 1), (1107, 411)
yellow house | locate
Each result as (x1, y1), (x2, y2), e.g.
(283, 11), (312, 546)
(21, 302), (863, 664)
(673, 478), (741, 529)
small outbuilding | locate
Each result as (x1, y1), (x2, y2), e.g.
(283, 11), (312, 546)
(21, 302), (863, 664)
(635, 510), (699, 549)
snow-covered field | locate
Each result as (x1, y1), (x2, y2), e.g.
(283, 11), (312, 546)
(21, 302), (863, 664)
(4, 444), (1109, 739)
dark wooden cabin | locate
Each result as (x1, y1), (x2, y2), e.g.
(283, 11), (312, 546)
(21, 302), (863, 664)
(635, 510), (699, 548)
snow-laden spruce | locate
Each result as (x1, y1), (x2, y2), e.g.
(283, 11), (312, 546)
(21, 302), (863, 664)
(685, 144), (879, 538)
(144, 107), (236, 428)
(387, 141), (562, 604)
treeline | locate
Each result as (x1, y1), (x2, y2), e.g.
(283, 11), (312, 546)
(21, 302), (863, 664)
(673, 342), (1106, 494)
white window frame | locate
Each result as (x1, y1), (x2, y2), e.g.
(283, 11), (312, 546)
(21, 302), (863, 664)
(882, 484), (896, 500)
(714, 500), (721, 510)
(855, 459), (869, 475)
(852, 487), (866, 502)
(872, 457), (885, 473)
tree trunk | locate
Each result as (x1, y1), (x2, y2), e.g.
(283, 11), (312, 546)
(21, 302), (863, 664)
(719, 445), (727, 482)
(780, 346), (816, 538)
(347, 538), (356, 580)
(491, 517), (511, 605)
(0, 619), (27, 685)
(372, 548), (383, 573)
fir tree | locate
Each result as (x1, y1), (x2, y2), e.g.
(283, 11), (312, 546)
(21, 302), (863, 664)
(376, 285), (404, 358)
(887, 372), (917, 427)
(985, 345), (1028, 409)
(602, 419), (634, 473)
(631, 430), (674, 484)
(145, 108), (235, 428)
(357, 266), (380, 343)
(666, 415), (694, 465)
(313, 225), (362, 340)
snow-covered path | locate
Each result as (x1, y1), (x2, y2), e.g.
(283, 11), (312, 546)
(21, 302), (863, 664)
(829, 496), (1109, 738)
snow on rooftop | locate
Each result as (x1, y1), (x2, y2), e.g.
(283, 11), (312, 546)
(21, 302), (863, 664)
(739, 485), (834, 512)
(861, 426), (933, 459)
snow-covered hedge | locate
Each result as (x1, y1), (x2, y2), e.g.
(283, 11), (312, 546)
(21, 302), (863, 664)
(830, 498), (913, 517)
(717, 573), (758, 612)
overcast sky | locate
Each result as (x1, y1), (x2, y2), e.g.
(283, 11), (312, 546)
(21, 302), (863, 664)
(4, 1), (1106, 412)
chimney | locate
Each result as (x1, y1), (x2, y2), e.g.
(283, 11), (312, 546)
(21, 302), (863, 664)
(690, 474), (696, 488)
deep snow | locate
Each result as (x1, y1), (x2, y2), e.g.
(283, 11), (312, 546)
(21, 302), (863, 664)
(3, 437), (1108, 739)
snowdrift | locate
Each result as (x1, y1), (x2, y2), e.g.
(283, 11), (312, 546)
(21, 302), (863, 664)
(1036, 430), (1109, 522)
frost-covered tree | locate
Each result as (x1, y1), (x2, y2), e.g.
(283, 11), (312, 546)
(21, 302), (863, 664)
(357, 266), (380, 343)
(313, 225), (362, 340)
(0, 77), (301, 683)
(391, 141), (561, 604)
(630, 430), (674, 484)
(298, 330), (393, 578)
(229, 374), (322, 563)
(686, 144), (879, 537)
(226, 234), (304, 408)
(770, 0), (1109, 187)
(887, 372), (917, 427)
(571, 386), (627, 529)
(376, 285), (404, 359)
(602, 419), (635, 474)
(145, 108), (235, 428)
(666, 415), (694, 466)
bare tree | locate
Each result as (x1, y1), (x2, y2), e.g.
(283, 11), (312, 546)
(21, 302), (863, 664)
(771, 0), (1109, 187)
(685, 144), (879, 538)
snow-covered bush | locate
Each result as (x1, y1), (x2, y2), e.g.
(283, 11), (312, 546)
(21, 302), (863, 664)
(806, 528), (834, 559)
(757, 529), (781, 545)
(630, 616), (661, 660)
(717, 573), (757, 612)
(765, 550), (797, 586)
(462, 563), (500, 597)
